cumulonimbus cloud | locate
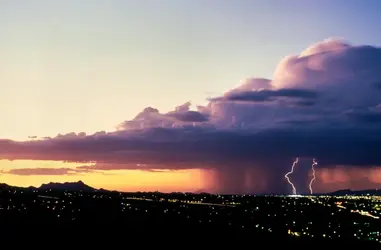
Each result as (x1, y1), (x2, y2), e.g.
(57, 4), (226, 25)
(2, 38), (381, 193)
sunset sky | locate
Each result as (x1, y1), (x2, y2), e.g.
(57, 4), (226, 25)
(1, 0), (381, 193)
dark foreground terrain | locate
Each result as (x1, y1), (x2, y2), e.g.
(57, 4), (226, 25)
(0, 184), (380, 246)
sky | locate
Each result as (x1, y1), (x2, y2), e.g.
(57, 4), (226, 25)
(1, 0), (381, 194)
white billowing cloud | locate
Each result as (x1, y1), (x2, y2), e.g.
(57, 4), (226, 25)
(228, 78), (273, 94)
(116, 102), (210, 131)
(272, 38), (356, 89)
(173, 101), (191, 113)
(299, 38), (351, 58)
(272, 38), (381, 92)
(206, 38), (381, 129)
(113, 38), (381, 132)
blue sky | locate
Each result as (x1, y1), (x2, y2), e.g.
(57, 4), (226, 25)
(1, 0), (380, 140)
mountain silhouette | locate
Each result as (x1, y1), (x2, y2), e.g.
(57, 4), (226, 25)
(328, 189), (381, 196)
(38, 181), (96, 192)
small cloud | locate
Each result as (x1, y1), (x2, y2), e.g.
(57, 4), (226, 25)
(1, 167), (98, 176)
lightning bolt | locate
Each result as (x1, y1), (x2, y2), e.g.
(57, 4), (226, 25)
(309, 158), (318, 195)
(285, 157), (299, 195)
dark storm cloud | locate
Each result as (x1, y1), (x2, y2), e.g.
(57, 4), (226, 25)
(344, 109), (381, 123)
(1, 127), (381, 167)
(2, 126), (381, 194)
(292, 100), (316, 107)
(211, 88), (318, 103)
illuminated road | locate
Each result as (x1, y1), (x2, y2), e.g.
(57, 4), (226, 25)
(124, 197), (236, 207)
(334, 201), (379, 219)
(38, 195), (59, 200)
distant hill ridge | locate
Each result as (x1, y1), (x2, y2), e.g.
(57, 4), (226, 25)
(328, 188), (381, 196)
(0, 181), (98, 192)
(0, 181), (380, 195)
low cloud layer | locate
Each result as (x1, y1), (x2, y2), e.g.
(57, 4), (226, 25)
(0, 167), (96, 176)
(2, 38), (381, 193)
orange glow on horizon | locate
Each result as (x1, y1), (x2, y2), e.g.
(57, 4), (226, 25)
(0, 160), (206, 193)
